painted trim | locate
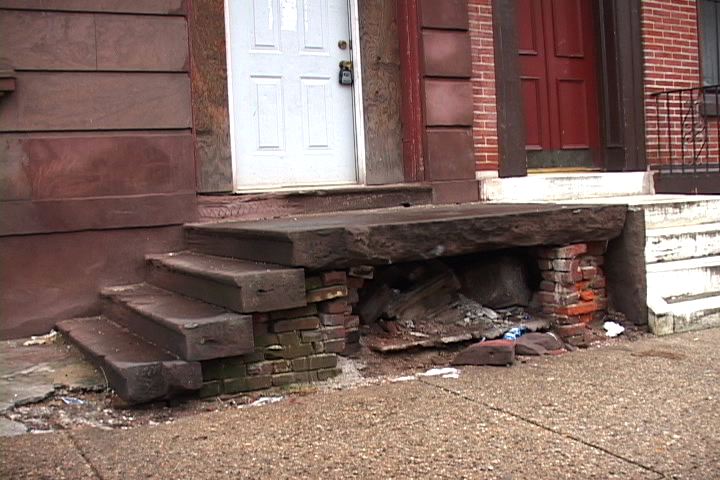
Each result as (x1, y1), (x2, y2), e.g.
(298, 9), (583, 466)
(397, 0), (425, 181)
(224, 0), (366, 192)
(492, 0), (528, 178)
(222, 0), (239, 191)
(349, 0), (367, 185)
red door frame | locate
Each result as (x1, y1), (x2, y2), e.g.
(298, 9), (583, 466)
(397, 0), (425, 182)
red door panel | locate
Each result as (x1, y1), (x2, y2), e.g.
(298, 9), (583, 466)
(517, 0), (551, 151)
(517, 0), (601, 165)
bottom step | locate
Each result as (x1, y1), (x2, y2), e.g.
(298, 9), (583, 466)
(648, 293), (720, 336)
(57, 316), (202, 404)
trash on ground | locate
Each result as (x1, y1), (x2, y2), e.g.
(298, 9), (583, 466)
(60, 396), (85, 406)
(22, 330), (58, 347)
(603, 321), (625, 337)
(247, 396), (284, 408)
(417, 367), (460, 378)
(503, 326), (528, 340)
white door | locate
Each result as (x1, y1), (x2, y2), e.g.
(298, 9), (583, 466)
(226, 0), (359, 190)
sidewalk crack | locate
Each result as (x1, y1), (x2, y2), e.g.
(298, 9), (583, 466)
(66, 431), (105, 480)
(420, 379), (667, 479)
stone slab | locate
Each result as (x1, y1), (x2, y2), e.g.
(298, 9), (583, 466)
(186, 203), (627, 269)
(57, 316), (202, 404)
(146, 251), (306, 313)
(101, 283), (254, 361)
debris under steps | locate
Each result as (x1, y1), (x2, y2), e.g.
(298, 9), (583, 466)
(146, 251), (306, 313)
(57, 317), (202, 404)
(101, 283), (254, 361)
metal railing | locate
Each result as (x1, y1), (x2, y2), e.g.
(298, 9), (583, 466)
(649, 85), (720, 175)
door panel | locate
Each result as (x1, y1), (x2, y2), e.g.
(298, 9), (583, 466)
(557, 79), (590, 147)
(517, 0), (601, 168)
(551, 0), (584, 58)
(227, 0), (357, 189)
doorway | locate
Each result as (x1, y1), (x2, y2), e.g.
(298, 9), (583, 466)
(517, 0), (602, 169)
(225, 0), (364, 190)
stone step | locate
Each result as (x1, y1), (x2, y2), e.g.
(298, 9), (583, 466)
(555, 194), (720, 228)
(101, 283), (254, 361)
(478, 172), (654, 202)
(640, 195), (720, 229)
(646, 256), (720, 300)
(646, 222), (720, 263)
(649, 293), (720, 335)
(146, 251), (306, 313)
(185, 203), (627, 269)
(56, 316), (202, 404)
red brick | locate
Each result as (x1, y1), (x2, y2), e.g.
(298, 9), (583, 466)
(555, 301), (601, 316)
(555, 323), (589, 338)
(318, 299), (349, 314)
(540, 244), (588, 259)
(347, 276), (365, 289)
(552, 258), (582, 273)
(586, 241), (608, 255)
(321, 271), (347, 286)
(579, 290), (595, 301)
(319, 313), (346, 327)
(581, 266), (598, 280)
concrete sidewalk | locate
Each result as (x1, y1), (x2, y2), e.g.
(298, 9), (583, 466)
(2, 330), (718, 479)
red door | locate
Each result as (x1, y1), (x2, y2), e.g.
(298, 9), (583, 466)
(517, 0), (601, 168)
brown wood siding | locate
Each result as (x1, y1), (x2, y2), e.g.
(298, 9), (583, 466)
(0, 226), (185, 338)
(0, 0), (186, 15)
(189, 0), (233, 193)
(0, 6), (195, 238)
(0, 3), (194, 337)
(359, 0), (405, 185)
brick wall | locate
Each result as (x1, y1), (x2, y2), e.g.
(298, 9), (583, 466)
(468, 0), (499, 172)
(641, 0), (712, 166)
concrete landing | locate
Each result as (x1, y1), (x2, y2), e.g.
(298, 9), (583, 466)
(186, 203), (627, 269)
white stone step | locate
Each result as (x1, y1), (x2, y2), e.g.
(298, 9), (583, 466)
(557, 194), (720, 228)
(646, 222), (720, 262)
(478, 172), (654, 202)
(646, 256), (720, 300)
(649, 293), (720, 335)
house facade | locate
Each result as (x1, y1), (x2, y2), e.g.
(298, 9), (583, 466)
(0, 0), (717, 338)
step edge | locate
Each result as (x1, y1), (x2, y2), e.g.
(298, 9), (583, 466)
(100, 284), (251, 334)
(145, 252), (304, 287)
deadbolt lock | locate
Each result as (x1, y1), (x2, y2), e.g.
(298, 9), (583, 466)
(338, 61), (353, 86)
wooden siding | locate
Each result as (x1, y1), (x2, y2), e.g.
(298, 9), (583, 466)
(0, 5), (195, 237)
(0, 3), (194, 336)
(0, 0), (186, 15)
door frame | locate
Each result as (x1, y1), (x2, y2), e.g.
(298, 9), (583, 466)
(223, 0), (367, 192)
(492, 0), (647, 177)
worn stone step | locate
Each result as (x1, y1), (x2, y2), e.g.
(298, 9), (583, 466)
(559, 194), (720, 228)
(146, 251), (306, 313)
(185, 203), (627, 269)
(101, 283), (254, 361)
(646, 255), (720, 300)
(56, 316), (202, 404)
(646, 222), (720, 263)
(649, 293), (720, 335)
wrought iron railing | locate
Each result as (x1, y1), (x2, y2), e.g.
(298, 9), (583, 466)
(649, 85), (720, 175)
